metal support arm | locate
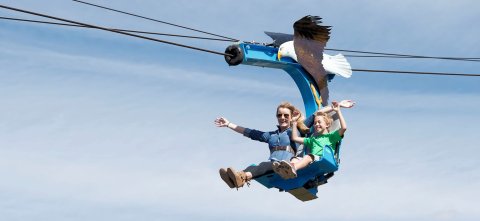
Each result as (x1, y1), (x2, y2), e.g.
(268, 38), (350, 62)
(225, 43), (322, 116)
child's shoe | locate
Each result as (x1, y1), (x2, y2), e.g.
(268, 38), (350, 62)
(273, 160), (297, 179)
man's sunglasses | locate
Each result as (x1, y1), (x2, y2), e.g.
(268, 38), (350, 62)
(276, 113), (290, 118)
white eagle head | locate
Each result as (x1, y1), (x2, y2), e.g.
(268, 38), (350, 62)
(278, 41), (297, 61)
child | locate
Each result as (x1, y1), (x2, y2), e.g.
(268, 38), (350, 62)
(273, 101), (349, 179)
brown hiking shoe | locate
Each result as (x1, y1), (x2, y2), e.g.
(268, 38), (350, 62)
(226, 167), (249, 188)
(219, 168), (235, 188)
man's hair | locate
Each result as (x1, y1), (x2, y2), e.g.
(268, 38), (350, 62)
(277, 102), (309, 134)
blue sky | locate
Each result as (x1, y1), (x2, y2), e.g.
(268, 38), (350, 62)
(0, 0), (479, 220)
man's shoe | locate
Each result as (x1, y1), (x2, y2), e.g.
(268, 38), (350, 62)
(226, 167), (248, 188)
(219, 168), (235, 188)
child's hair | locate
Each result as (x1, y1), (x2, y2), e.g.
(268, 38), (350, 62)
(314, 111), (333, 127)
(277, 102), (309, 134)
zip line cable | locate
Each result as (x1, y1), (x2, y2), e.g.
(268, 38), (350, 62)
(345, 54), (480, 62)
(72, 0), (478, 63)
(328, 48), (480, 62)
(2, 15), (479, 63)
(352, 69), (480, 77)
(0, 16), (236, 42)
(0, 4), (233, 57)
(73, 0), (479, 62)
(1, 5), (479, 77)
(72, 0), (239, 42)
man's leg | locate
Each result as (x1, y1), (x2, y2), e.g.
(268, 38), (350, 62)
(243, 161), (274, 179)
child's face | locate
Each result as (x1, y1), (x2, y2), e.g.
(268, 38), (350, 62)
(313, 116), (329, 133)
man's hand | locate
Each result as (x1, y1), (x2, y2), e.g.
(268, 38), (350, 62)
(214, 117), (230, 127)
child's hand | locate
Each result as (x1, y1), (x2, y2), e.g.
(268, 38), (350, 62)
(214, 117), (230, 127)
(332, 101), (340, 111)
(292, 110), (301, 122)
(338, 100), (356, 108)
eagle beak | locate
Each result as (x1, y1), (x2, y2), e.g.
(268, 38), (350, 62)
(277, 52), (282, 61)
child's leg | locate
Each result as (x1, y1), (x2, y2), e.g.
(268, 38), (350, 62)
(290, 157), (301, 165)
(292, 155), (314, 170)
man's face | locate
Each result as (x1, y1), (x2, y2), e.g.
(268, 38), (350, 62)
(276, 107), (292, 130)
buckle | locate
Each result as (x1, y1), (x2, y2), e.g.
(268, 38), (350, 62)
(271, 146), (294, 154)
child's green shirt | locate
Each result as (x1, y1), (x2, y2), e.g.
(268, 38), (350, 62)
(303, 130), (343, 157)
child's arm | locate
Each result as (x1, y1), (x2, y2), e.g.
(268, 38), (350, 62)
(304, 100), (355, 128)
(291, 121), (305, 144)
(304, 100), (353, 127)
(333, 102), (347, 136)
(291, 111), (305, 144)
(318, 100), (355, 114)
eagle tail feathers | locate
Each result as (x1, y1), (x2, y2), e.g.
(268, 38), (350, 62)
(322, 53), (352, 78)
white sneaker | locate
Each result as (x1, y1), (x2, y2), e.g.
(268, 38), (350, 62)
(273, 160), (297, 179)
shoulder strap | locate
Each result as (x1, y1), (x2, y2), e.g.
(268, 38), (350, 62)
(334, 140), (342, 165)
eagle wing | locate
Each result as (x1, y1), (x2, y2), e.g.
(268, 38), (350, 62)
(264, 31), (294, 47)
(293, 15), (331, 106)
